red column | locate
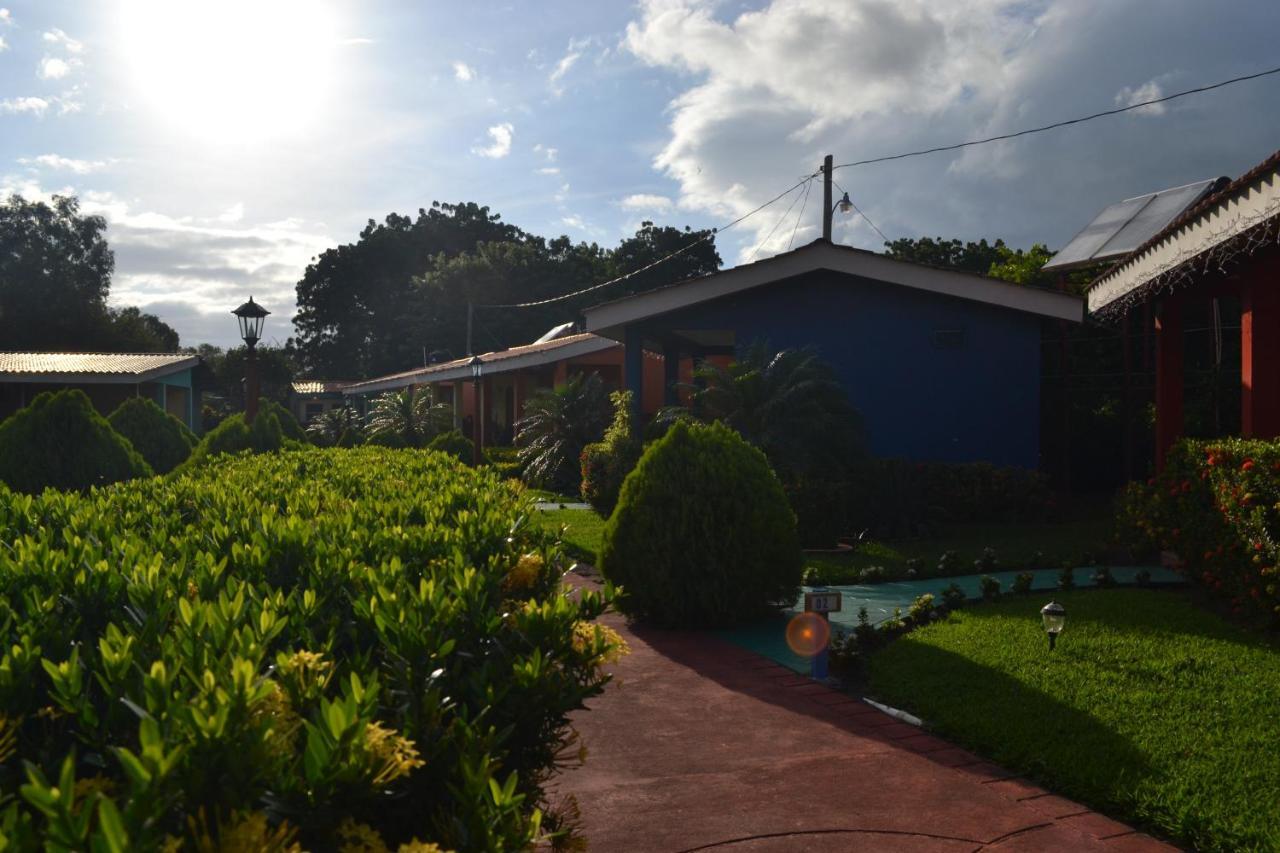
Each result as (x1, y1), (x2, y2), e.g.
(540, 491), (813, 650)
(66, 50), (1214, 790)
(1241, 274), (1280, 438)
(1155, 295), (1184, 471)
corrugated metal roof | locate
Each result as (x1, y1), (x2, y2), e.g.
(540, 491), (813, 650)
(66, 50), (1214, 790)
(0, 352), (198, 378)
(291, 380), (352, 395)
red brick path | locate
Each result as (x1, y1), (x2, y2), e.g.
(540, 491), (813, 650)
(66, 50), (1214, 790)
(551, 574), (1178, 852)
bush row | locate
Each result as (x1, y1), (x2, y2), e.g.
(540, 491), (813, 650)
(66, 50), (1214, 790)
(1118, 437), (1280, 621)
(0, 447), (622, 849)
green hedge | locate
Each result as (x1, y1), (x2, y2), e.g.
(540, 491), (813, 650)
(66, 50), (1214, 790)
(185, 411), (292, 468)
(0, 447), (621, 849)
(107, 397), (196, 474)
(1119, 437), (1280, 621)
(0, 389), (152, 493)
(426, 429), (475, 466)
(600, 420), (802, 626)
(579, 391), (641, 518)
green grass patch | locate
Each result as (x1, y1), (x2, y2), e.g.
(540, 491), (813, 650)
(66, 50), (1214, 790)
(867, 589), (1280, 851)
(536, 507), (606, 564)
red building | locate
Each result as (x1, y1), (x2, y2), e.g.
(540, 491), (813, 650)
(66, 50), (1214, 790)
(1088, 150), (1280, 469)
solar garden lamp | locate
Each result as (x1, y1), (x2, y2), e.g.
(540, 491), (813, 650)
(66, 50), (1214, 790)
(1040, 600), (1066, 651)
(468, 355), (484, 466)
(231, 296), (270, 423)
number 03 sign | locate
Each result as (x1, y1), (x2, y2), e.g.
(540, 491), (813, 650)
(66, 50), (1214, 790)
(804, 591), (842, 614)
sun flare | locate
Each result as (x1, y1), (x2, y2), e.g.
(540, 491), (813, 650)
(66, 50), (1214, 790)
(119, 0), (339, 142)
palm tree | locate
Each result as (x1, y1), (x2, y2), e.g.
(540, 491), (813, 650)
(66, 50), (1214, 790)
(683, 340), (864, 478)
(306, 406), (364, 447)
(516, 372), (611, 492)
(364, 387), (454, 448)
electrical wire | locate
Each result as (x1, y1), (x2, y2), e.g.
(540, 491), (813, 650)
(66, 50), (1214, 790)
(833, 64), (1280, 172)
(747, 176), (814, 261)
(478, 171), (820, 309)
(831, 178), (890, 244)
(787, 175), (814, 250)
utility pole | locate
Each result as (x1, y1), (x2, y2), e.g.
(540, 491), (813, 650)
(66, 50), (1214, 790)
(821, 154), (833, 241)
(466, 302), (474, 356)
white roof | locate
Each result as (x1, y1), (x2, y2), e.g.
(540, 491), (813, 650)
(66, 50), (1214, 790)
(0, 352), (199, 384)
(584, 239), (1082, 338)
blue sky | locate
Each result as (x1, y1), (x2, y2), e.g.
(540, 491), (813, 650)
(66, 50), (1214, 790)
(2, 0), (1278, 349)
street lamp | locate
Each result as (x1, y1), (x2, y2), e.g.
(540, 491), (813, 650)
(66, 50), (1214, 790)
(835, 191), (853, 215)
(232, 296), (270, 423)
(469, 355), (483, 466)
(1040, 600), (1066, 650)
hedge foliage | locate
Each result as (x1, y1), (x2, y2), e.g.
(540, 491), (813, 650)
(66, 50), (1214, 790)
(0, 389), (152, 493)
(0, 448), (622, 849)
(600, 420), (802, 626)
(579, 391), (641, 518)
(186, 411), (291, 468)
(258, 399), (306, 443)
(1119, 437), (1280, 621)
(107, 397), (196, 475)
(426, 429), (475, 466)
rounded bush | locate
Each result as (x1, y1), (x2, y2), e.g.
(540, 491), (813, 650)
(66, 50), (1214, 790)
(0, 389), (152, 493)
(425, 429), (474, 465)
(258, 398), (306, 442)
(107, 396), (195, 474)
(186, 411), (286, 467)
(599, 420), (803, 626)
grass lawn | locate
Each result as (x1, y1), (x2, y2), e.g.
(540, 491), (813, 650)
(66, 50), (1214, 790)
(867, 589), (1280, 852)
(807, 502), (1115, 584)
(536, 507), (606, 564)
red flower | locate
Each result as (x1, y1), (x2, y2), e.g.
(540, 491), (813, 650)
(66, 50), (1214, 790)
(1207, 455), (1217, 466)
(1242, 459), (1255, 471)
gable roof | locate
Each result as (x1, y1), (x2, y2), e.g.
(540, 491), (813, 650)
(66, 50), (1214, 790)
(1088, 149), (1280, 316)
(583, 239), (1082, 338)
(291, 380), (353, 396)
(344, 333), (618, 395)
(0, 352), (200, 384)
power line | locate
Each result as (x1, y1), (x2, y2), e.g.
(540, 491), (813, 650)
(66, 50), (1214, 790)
(748, 176), (814, 261)
(787, 175), (815, 250)
(833, 64), (1280, 172)
(478, 171), (819, 309)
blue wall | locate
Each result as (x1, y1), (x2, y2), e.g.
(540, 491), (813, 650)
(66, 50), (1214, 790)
(639, 271), (1043, 469)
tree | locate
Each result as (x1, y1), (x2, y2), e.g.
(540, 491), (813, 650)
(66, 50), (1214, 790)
(883, 236), (1009, 276)
(0, 194), (114, 349)
(197, 345), (297, 415)
(516, 372), (612, 493)
(99, 306), (181, 352)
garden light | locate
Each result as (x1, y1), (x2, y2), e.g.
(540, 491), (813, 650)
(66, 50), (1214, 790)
(469, 355), (484, 466)
(231, 296), (270, 423)
(1040, 600), (1066, 650)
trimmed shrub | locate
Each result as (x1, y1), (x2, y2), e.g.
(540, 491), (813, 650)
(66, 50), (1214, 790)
(484, 445), (522, 478)
(1012, 572), (1034, 595)
(599, 420), (802, 626)
(186, 411), (288, 468)
(426, 429), (475, 465)
(0, 448), (621, 849)
(941, 582), (966, 609)
(0, 389), (152, 493)
(108, 396), (195, 474)
(579, 391), (641, 518)
(258, 398), (306, 442)
(980, 575), (1001, 601)
(1118, 436), (1280, 620)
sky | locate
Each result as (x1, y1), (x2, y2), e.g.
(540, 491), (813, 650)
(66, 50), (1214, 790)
(1, 0), (1278, 350)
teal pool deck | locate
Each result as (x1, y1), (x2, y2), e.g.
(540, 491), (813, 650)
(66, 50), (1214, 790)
(718, 566), (1184, 674)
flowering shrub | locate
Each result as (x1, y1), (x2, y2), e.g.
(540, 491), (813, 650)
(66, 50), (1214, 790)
(0, 448), (621, 849)
(1118, 437), (1280, 620)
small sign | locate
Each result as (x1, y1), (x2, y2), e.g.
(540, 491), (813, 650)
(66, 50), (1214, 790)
(804, 590), (842, 614)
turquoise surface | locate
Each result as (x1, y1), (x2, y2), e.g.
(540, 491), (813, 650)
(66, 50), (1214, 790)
(718, 566), (1184, 674)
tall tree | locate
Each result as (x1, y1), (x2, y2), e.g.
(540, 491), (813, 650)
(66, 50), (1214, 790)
(0, 195), (114, 349)
(883, 236), (1009, 275)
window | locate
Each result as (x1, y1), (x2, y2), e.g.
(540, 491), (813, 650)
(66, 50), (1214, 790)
(931, 328), (966, 349)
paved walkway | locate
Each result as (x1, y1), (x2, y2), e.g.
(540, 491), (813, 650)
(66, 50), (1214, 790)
(552, 572), (1177, 853)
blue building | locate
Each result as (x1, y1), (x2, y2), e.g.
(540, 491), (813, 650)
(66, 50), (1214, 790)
(583, 239), (1082, 469)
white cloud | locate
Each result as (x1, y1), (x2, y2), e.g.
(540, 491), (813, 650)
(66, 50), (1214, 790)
(1115, 79), (1166, 116)
(0, 8), (11, 26)
(533, 143), (558, 162)
(619, 193), (674, 213)
(18, 154), (109, 174)
(217, 202), (245, 223)
(42, 28), (84, 54)
(338, 37), (374, 45)
(549, 37), (590, 95)
(0, 97), (50, 116)
(554, 182), (570, 203)
(472, 122), (514, 158)
(453, 61), (475, 81)
(0, 36), (7, 52)
(536, 167), (561, 175)
(38, 57), (73, 80)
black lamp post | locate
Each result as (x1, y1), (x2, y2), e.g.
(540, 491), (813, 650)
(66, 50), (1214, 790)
(469, 355), (483, 466)
(1040, 600), (1066, 650)
(231, 296), (270, 423)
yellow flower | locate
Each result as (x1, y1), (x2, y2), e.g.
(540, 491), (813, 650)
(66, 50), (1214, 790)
(364, 721), (425, 785)
(277, 649), (334, 697)
(570, 622), (630, 665)
(0, 715), (16, 764)
(504, 553), (544, 592)
(190, 810), (302, 853)
(249, 682), (301, 762)
(336, 817), (390, 853)
(398, 842), (452, 853)
(73, 774), (115, 801)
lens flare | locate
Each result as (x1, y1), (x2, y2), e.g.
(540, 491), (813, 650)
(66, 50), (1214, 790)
(785, 612), (831, 657)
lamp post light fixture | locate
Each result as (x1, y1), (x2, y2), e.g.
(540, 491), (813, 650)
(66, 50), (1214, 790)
(231, 296), (270, 423)
(1040, 600), (1066, 651)
(468, 355), (484, 466)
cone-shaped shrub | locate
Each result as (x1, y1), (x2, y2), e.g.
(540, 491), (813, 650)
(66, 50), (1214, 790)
(426, 429), (475, 465)
(107, 397), (195, 474)
(258, 398), (306, 442)
(0, 389), (152, 492)
(600, 420), (802, 626)
(185, 410), (286, 468)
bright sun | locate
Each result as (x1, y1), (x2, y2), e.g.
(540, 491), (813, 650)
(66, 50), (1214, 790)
(119, 0), (339, 142)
